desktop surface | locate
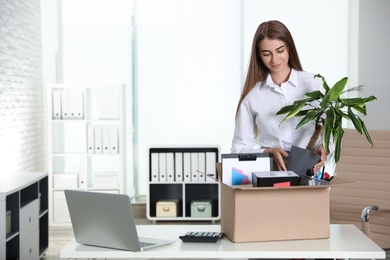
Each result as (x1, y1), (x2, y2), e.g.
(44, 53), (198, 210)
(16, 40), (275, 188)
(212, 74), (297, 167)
(59, 224), (385, 259)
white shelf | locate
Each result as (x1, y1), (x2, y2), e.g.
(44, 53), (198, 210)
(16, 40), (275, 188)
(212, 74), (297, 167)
(147, 148), (220, 222)
(47, 84), (125, 226)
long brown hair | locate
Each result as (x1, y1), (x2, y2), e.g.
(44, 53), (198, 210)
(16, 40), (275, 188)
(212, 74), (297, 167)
(236, 20), (303, 116)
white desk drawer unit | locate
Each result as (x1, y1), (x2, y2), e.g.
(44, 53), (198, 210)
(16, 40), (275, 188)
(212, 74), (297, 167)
(20, 199), (39, 240)
(20, 228), (39, 260)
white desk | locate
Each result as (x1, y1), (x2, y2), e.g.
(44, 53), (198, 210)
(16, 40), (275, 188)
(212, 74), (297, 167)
(59, 224), (385, 259)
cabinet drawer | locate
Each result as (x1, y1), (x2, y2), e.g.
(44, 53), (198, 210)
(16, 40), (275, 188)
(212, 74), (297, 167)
(20, 199), (39, 240)
(20, 228), (39, 260)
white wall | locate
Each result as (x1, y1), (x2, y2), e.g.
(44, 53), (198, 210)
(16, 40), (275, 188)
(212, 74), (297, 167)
(134, 0), (349, 196)
(0, 0), (44, 175)
(357, 0), (390, 130)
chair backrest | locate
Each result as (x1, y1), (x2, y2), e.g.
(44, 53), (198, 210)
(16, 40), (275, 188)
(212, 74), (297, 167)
(330, 128), (390, 249)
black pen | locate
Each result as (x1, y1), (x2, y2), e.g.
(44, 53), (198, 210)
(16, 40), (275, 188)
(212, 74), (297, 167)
(327, 172), (337, 182)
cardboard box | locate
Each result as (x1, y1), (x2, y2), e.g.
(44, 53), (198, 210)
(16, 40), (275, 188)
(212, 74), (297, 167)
(156, 199), (180, 217)
(217, 163), (337, 243)
(191, 200), (212, 218)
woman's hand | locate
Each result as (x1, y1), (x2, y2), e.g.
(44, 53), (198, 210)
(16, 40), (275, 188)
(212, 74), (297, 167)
(263, 147), (289, 171)
(313, 144), (327, 172)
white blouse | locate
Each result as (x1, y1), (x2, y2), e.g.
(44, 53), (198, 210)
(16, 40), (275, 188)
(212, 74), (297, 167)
(231, 69), (322, 153)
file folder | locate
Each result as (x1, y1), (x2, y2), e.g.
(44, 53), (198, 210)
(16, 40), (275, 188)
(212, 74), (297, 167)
(174, 152), (183, 182)
(52, 90), (62, 119)
(221, 153), (273, 185)
(159, 153), (167, 182)
(61, 90), (71, 119)
(94, 126), (103, 154)
(191, 153), (198, 182)
(197, 152), (206, 181)
(69, 90), (84, 119)
(87, 124), (94, 154)
(151, 153), (159, 182)
(183, 152), (191, 182)
(102, 125), (110, 154)
(109, 125), (118, 154)
(205, 152), (217, 182)
(166, 153), (175, 182)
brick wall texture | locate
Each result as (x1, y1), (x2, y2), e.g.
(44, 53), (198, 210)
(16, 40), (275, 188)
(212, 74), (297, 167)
(0, 0), (44, 173)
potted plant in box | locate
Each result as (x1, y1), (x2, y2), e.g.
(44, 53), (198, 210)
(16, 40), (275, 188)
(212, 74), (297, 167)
(276, 74), (376, 170)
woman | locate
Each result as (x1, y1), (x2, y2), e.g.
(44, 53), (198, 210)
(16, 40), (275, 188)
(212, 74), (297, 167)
(231, 20), (326, 172)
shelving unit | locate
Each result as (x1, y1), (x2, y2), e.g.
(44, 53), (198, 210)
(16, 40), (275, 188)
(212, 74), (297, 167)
(47, 84), (125, 225)
(147, 147), (220, 222)
(0, 172), (48, 260)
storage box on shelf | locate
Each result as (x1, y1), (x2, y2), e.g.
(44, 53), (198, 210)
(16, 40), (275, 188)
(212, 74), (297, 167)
(147, 147), (220, 222)
(0, 172), (48, 260)
(47, 84), (125, 225)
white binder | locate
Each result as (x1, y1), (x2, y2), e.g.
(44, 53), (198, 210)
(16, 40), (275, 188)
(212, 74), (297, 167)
(206, 152), (217, 182)
(174, 152), (183, 182)
(52, 90), (62, 119)
(102, 125), (110, 154)
(183, 152), (191, 182)
(69, 90), (84, 119)
(109, 125), (118, 154)
(166, 152), (175, 182)
(87, 124), (94, 154)
(151, 153), (159, 182)
(158, 153), (167, 182)
(61, 90), (71, 119)
(197, 152), (206, 181)
(191, 153), (198, 182)
(94, 126), (103, 154)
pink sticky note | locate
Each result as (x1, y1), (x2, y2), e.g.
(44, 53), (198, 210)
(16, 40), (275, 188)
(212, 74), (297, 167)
(274, 181), (290, 187)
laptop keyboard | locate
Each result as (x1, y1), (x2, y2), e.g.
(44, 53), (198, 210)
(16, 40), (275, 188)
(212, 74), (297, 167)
(139, 241), (157, 248)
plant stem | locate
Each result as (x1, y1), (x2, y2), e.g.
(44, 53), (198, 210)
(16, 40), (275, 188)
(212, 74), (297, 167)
(306, 125), (324, 151)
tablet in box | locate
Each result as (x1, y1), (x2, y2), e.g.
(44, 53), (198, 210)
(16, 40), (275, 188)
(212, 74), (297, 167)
(221, 153), (272, 185)
(252, 171), (299, 187)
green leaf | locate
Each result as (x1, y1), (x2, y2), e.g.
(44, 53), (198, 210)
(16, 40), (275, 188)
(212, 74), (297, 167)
(361, 121), (374, 147)
(351, 105), (367, 115)
(276, 105), (295, 115)
(315, 74), (330, 92)
(328, 77), (348, 101)
(305, 90), (323, 99)
(320, 94), (331, 109)
(348, 107), (362, 134)
(280, 101), (306, 125)
(334, 127), (344, 163)
(296, 110), (317, 129)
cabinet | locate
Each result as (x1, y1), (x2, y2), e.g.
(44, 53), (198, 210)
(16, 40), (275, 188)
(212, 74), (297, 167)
(147, 148), (220, 222)
(47, 84), (125, 225)
(0, 172), (48, 260)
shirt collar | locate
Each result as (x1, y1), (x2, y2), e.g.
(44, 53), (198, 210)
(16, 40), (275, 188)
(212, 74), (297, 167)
(264, 68), (298, 88)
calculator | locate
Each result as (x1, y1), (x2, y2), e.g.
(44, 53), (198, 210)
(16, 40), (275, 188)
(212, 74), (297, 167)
(179, 231), (223, 243)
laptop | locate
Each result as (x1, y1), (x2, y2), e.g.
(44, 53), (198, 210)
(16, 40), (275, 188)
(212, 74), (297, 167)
(64, 189), (175, 251)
